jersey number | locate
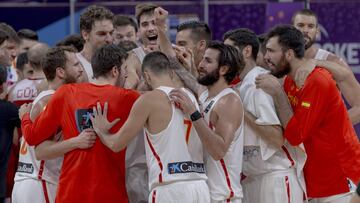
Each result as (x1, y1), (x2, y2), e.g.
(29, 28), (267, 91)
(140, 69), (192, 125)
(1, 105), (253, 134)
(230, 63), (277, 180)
(184, 119), (192, 144)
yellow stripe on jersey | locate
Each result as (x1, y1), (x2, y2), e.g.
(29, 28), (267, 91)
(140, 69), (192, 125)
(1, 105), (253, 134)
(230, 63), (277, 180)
(301, 102), (311, 108)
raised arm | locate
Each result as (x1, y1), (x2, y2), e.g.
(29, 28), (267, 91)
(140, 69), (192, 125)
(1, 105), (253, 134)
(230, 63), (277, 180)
(154, 7), (205, 96)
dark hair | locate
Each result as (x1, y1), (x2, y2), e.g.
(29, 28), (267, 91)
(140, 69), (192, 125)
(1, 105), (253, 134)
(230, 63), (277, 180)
(257, 33), (267, 54)
(291, 9), (318, 26)
(56, 34), (85, 52)
(117, 40), (138, 52)
(0, 23), (20, 44)
(16, 52), (28, 71)
(80, 5), (114, 33)
(41, 46), (76, 81)
(0, 30), (8, 46)
(207, 40), (244, 84)
(223, 28), (259, 60)
(266, 24), (305, 58)
(113, 14), (138, 32)
(91, 44), (128, 78)
(135, 3), (158, 25)
(177, 21), (212, 43)
(142, 51), (170, 74)
(17, 29), (38, 41)
(0, 65), (7, 85)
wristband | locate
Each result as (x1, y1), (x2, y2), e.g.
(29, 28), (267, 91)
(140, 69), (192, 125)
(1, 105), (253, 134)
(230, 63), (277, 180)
(190, 110), (202, 122)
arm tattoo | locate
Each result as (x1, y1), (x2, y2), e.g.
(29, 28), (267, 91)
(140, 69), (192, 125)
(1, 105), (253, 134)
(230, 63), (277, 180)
(168, 56), (200, 94)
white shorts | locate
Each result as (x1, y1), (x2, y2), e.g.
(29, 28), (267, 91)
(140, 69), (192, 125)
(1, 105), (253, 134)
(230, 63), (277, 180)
(211, 197), (242, 203)
(309, 192), (355, 203)
(243, 169), (305, 203)
(149, 180), (210, 203)
(12, 179), (57, 203)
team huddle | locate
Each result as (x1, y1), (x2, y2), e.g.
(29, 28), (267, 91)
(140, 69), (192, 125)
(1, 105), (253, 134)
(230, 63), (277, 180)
(0, 2), (360, 203)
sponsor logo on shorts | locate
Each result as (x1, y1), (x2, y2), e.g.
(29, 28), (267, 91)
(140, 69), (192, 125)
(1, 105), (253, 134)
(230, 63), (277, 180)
(168, 161), (205, 174)
(17, 162), (34, 174)
(75, 108), (93, 132)
(243, 146), (260, 160)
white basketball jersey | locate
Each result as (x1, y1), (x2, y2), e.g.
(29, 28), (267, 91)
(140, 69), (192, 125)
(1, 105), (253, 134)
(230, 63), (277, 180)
(76, 52), (94, 82)
(8, 78), (44, 107)
(199, 88), (244, 201)
(15, 89), (63, 185)
(132, 46), (146, 63)
(238, 67), (298, 175)
(314, 48), (330, 60)
(145, 86), (207, 191)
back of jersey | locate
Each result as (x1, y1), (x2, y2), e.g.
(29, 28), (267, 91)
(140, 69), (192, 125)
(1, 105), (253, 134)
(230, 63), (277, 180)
(8, 78), (44, 107)
(145, 86), (207, 191)
(15, 89), (62, 184)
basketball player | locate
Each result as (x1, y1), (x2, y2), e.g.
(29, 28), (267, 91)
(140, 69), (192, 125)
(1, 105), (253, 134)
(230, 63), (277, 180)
(169, 41), (245, 203)
(175, 20), (212, 75)
(152, 9), (245, 201)
(77, 5), (114, 82)
(91, 51), (210, 203)
(292, 9), (360, 125)
(223, 28), (306, 203)
(256, 24), (360, 203)
(113, 14), (138, 45)
(19, 44), (138, 203)
(8, 43), (48, 107)
(12, 46), (94, 203)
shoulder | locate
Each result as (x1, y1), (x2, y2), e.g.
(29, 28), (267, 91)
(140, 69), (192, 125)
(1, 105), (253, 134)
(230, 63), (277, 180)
(305, 67), (335, 89)
(215, 92), (242, 112)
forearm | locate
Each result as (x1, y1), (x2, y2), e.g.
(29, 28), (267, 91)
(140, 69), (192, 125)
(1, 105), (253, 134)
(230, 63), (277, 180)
(348, 106), (360, 125)
(337, 75), (360, 125)
(317, 60), (352, 82)
(272, 90), (293, 128)
(192, 118), (228, 160)
(157, 25), (176, 58)
(35, 139), (77, 160)
(168, 57), (201, 95)
(245, 112), (284, 149)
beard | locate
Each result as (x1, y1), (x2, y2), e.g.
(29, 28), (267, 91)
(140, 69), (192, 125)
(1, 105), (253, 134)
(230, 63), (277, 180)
(64, 74), (78, 84)
(304, 34), (316, 50)
(197, 67), (220, 86)
(270, 55), (291, 78)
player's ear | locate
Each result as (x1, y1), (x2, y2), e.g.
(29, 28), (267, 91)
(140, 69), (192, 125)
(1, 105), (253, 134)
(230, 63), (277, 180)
(219, 65), (229, 76)
(55, 67), (65, 79)
(110, 65), (119, 77)
(81, 30), (90, 41)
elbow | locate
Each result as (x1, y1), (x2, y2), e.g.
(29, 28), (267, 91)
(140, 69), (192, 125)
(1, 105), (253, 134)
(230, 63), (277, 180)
(34, 151), (44, 160)
(107, 140), (123, 153)
(285, 137), (302, 146)
(211, 148), (227, 161)
(273, 137), (285, 149)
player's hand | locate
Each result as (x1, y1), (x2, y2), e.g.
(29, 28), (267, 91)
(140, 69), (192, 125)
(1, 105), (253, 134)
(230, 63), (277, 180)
(73, 128), (97, 149)
(169, 89), (197, 115)
(90, 102), (120, 137)
(19, 103), (32, 119)
(255, 73), (282, 97)
(154, 7), (168, 28)
(174, 45), (196, 76)
(295, 59), (316, 87)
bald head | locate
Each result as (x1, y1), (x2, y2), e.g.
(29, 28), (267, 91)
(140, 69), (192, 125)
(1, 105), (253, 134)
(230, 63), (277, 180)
(27, 43), (49, 70)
